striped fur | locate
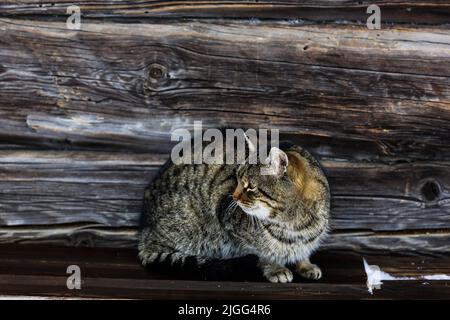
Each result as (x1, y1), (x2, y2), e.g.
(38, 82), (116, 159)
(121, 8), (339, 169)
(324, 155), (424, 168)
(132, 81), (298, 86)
(138, 142), (330, 283)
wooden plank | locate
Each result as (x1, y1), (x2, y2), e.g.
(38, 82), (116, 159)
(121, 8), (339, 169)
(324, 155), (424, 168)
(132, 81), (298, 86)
(0, 245), (449, 299)
(0, 152), (162, 227)
(324, 160), (450, 231)
(1, 151), (449, 230)
(0, 19), (450, 160)
(0, 1), (449, 24)
(325, 230), (450, 254)
(0, 151), (449, 253)
(2, 226), (450, 255)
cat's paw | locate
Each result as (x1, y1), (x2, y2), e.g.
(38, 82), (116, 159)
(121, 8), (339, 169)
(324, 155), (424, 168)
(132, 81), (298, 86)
(263, 266), (293, 283)
(296, 262), (322, 280)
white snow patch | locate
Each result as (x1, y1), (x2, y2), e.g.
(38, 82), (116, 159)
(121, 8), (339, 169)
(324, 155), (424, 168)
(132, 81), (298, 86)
(363, 259), (414, 294)
(422, 274), (450, 280)
(363, 258), (450, 294)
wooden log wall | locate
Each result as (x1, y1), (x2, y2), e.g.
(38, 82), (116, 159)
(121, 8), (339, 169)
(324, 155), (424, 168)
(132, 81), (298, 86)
(0, 1), (449, 255)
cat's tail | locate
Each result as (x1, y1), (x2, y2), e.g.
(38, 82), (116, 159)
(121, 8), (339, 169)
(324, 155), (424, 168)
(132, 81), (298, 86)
(139, 250), (260, 281)
(139, 250), (204, 270)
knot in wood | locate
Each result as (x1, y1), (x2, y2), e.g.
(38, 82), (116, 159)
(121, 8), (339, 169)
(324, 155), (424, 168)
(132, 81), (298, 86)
(147, 63), (167, 82)
(421, 180), (441, 203)
(144, 63), (169, 93)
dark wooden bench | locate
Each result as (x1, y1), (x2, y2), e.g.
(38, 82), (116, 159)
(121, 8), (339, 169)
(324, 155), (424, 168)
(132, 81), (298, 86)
(0, 1), (449, 299)
(1, 245), (449, 299)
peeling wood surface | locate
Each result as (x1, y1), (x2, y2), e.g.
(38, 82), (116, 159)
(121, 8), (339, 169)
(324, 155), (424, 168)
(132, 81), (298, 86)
(0, 245), (449, 299)
(0, 1), (449, 24)
(0, 19), (450, 161)
(2, 226), (450, 255)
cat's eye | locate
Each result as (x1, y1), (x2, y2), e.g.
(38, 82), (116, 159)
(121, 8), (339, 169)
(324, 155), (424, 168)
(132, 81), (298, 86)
(247, 181), (257, 191)
(247, 175), (256, 190)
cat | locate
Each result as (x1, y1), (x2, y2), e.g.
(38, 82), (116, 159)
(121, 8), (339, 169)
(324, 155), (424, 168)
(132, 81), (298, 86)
(138, 139), (330, 283)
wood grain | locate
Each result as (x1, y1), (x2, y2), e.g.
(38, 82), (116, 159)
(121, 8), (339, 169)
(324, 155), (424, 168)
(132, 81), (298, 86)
(0, 151), (449, 253)
(2, 226), (450, 255)
(0, 245), (449, 299)
(0, 1), (449, 24)
(1, 7), (450, 257)
(0, 19), (449, 161)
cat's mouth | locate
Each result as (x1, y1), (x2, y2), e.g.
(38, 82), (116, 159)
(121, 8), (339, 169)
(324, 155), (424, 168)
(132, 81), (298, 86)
(237, 201), (271, 220)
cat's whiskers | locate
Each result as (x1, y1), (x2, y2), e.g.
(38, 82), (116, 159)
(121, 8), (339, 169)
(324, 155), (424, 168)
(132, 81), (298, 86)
(225, 199), (238, 216)
(223, 194), (234, 211)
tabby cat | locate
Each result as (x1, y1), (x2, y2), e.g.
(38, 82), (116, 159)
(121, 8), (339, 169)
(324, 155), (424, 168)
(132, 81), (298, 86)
(138, 140), (330, 283)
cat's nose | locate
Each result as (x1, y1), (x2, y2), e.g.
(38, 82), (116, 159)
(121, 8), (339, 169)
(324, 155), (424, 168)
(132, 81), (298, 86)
(232, 192), (241, 201)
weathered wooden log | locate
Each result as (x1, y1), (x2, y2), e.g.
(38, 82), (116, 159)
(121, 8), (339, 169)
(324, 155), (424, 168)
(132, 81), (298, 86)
(1, 226), (450, 255)
(0, 151), (448, 253)
(0, 19), (449, 161)
(0, 1), (449, 24)
(1, 12), (449, 256)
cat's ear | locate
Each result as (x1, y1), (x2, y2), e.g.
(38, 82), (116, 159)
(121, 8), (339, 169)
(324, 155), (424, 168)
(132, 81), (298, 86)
(263, 147), (288, 177)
